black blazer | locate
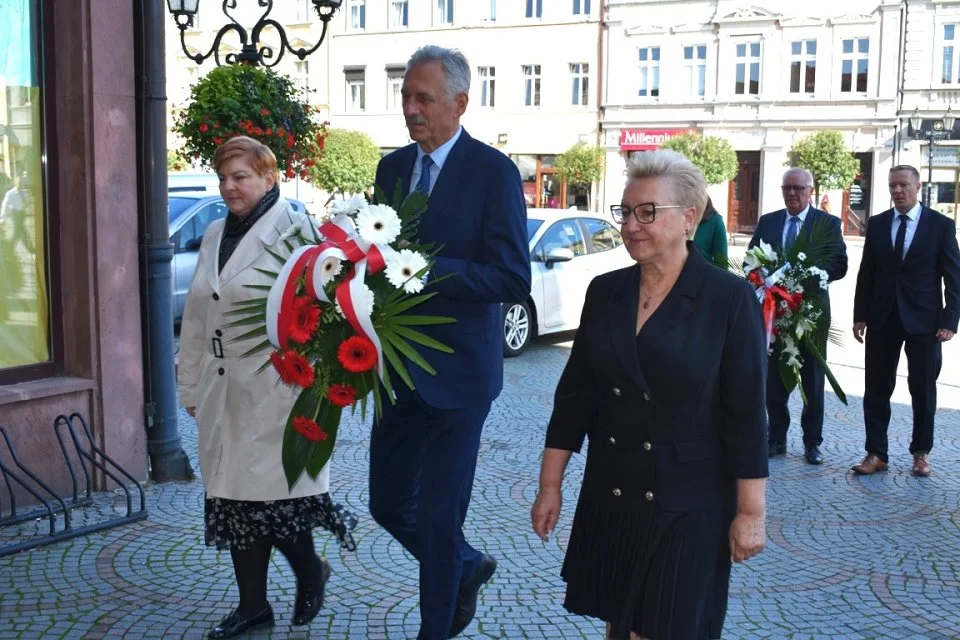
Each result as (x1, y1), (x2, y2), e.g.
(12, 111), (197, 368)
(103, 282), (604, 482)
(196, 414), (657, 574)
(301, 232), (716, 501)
(853, 206), (960, 335)
(545, 247), (768, 512)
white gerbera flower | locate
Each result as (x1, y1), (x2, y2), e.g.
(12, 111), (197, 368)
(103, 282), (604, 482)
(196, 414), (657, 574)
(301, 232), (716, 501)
(317, 256), (343, 285)
(335, 282), (376, 318)
(385, 249), (429, 294)
(356, 204), (402, 245)
(329, 194), (368, 217)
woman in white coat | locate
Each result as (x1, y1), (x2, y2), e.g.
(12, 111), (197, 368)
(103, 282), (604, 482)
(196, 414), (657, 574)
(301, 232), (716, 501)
(177, 136), (356, 639)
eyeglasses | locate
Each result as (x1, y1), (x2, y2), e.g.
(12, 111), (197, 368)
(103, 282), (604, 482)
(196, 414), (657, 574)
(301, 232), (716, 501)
(610, 202), (685, 225)
(781, 185), (812, 193)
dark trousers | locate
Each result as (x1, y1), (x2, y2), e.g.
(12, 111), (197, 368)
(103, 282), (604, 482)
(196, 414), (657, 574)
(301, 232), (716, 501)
(863, 309), (942, 461)
(766, 349), (825, 448)
(369, 387), (490, 640)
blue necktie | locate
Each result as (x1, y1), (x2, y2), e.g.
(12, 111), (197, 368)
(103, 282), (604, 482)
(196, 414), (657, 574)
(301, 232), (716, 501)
(417, 154), (434, 195)
(785, 215), (800, 251)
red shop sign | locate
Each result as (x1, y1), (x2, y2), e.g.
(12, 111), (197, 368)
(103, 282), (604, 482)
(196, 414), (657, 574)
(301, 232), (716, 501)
(619, 129), (689, 151)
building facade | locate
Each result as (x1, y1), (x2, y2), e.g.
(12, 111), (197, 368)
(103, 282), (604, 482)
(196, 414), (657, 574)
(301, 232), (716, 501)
(601, 0), (903, 235)
(0, 1), (146, 496)
(328, 0), (602, 209)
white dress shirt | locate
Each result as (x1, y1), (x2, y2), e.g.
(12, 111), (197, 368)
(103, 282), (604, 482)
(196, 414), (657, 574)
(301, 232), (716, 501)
(890, 201), (922, 259)
(409, 126), (463, 196)
(782, 205), (809, 247)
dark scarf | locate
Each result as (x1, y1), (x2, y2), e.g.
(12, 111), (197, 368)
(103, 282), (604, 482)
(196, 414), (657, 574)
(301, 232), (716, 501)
(218, 183), (280, 274)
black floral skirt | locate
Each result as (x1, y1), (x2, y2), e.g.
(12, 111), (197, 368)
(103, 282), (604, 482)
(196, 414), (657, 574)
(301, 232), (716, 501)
(204, 493), (358, 552)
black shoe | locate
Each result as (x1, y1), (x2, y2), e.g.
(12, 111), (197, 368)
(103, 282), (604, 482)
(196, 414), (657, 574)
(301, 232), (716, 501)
(208, 605), (274, 639)
(804, 445), (824, 465)
(448, 554), (497, 638)
(292, 558), (331, 626)
(768, 442), (786, 458)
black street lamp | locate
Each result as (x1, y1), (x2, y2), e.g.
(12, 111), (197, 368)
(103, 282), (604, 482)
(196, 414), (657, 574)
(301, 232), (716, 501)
(167, 0), (342, 67)
(909, 106), (956, 206)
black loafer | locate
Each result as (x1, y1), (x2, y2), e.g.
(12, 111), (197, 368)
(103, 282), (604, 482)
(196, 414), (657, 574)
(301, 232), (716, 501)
(768, 442), (786, 458)
(208, 605), (274, 639)
(292, 558), (331, 626)
(449, 554), (497, 638)
(804, 445), (824, 465)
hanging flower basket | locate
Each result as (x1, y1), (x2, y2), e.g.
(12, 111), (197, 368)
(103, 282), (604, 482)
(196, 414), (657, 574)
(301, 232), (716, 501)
(172, 64), (327, 181)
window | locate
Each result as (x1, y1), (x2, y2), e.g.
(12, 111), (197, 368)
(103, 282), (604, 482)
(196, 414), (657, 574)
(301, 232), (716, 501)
(735, 40), (761, 95)
(297, 0), (312, 22)
(486, 0), (496, 21)
(840, 38), (869, 93)
(638, 47), (660, 97)
(437, 0), (453, 24)
(683, 45), (707, 97)
(581, 218), (623, 253)
(570, 63), (589, 106)
(390, 0), (408, 27)
(478, 67), (495, 108)
(345, 69), (366, 112)
(387, 66), (404, 111)
(526, 0), (542, 19)
(523, 65), (541, 107)
(349, 0), (365, 29)
(789, 40), (817, 94)
(942, 24), (960, 84)
(534, 221), (587, 261)
(573, 0), (591, 14)
(295, 60), (310, 94)
(1, 0), (50, 369)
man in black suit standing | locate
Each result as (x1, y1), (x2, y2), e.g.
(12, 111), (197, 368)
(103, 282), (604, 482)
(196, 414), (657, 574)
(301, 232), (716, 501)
(749, 168), (848, 465)
(852, 165), (960, 477)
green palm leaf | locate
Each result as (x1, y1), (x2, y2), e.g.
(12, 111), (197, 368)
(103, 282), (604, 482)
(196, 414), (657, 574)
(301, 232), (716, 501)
(380, 338), (415, 390)
(385, 333), (437, 375)
(388, 324), (454, 353)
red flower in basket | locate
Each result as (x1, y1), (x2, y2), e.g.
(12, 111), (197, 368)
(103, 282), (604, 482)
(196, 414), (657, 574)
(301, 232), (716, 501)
(327, 384), (358, 407)
(270, 350), (316, 388)
(292, 416), (328, 442)
(337, 336), (378, 373)
(288, 296), (321, 344)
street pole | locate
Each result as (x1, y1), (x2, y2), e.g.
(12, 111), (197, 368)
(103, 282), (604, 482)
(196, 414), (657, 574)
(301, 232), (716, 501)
(134, 0), (195, 481)
(927, 130), (935, 207)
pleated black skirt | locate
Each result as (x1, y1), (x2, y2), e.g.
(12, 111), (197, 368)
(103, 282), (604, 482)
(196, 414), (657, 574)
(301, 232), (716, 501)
(561, 496), (733, 640)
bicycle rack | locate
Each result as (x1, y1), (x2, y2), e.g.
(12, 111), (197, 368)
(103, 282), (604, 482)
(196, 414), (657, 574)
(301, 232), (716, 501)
(0, 412), (148, 558)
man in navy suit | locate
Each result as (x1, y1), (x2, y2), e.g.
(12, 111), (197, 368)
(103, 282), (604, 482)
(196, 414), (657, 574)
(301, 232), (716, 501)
(852, 165), (960, 477)
(369, 46), (531, 639)
(749, 168), (848, 465)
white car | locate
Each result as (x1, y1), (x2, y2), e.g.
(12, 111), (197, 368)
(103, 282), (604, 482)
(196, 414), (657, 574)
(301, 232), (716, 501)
(503, 208), (634, 356)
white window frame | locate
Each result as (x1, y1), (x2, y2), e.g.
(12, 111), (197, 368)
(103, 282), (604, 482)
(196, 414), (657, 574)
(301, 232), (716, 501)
(349, 0), (365, 30)
(478, 66), (495, 108)
(346, 71), (366, 112)
(838, 37), (869, 94)
(386, 67), (404, 111)
(525, 0), (542, 19)
(486, 0), (496, 22)
(682, 43), (707, 98)
(573, 0), (591, 15)
(297, 0), (312, 22)
(788, 39), (817, 95)
(570, 63), (589, 106)
(523, 64), (541, 107)
(295, 60), (310, 95)
(390, 0), (408, 28)
(938, 22), (960, 85)
(734, 38), (762, 96)
(637, 46), (660, 98)
(437, 0), (453, 25)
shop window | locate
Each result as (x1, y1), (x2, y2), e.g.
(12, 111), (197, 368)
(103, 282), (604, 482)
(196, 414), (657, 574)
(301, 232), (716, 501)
(1, 0), (50, 370)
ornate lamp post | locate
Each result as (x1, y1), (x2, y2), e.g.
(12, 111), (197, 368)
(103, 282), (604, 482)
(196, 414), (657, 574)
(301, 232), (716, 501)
(167, 0), (342, 67)
(909, 106), (956, 206)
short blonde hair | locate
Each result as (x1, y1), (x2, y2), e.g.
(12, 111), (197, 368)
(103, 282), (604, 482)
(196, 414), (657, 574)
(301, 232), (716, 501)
(626, 150), (709, 237)
(213, 136), (278, 177)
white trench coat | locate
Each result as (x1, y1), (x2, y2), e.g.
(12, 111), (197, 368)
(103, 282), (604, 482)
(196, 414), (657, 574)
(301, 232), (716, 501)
(177, 198), (330, 501)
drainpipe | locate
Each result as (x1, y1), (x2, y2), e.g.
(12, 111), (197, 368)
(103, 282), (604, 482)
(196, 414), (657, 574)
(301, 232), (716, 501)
(595, 2), (606, 213)
(134, 0), (195, 481)
(894, 0), (907, 167)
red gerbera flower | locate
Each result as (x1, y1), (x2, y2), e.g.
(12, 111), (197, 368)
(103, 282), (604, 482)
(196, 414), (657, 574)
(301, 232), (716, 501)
(292, 416), (328, 442)
(337, 336), (378, 373)
(288, 296), (321, 344)
(327, 384), (357, 407)
(270, 350), (315, 388)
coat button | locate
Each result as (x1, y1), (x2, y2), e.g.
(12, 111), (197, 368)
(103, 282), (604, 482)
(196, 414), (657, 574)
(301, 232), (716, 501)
(643, 392), (651, 402)
(612, 488), (622, 497)
(215, 329), (223, 337)
(643, 441), (652, 451)
(212, 292), (220, 301)
(608, 436), (616, 445)
(612, 387), (621, 397)
(218, 367), (225, 375)
(645, 491), (654, 501)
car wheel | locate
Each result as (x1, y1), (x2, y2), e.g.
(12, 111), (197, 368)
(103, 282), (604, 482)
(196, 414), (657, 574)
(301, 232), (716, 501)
(503, 301), (532, 357)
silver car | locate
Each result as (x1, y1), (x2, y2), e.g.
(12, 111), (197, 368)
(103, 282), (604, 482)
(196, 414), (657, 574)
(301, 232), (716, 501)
(170, 190), (307, 322)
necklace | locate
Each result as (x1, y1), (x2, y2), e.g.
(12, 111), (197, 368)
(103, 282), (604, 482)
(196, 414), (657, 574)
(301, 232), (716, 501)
(641, 287), (672, 309)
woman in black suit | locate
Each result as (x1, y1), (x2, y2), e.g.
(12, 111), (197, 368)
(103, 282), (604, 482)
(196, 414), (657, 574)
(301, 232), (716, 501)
(531, 150), (769, 640)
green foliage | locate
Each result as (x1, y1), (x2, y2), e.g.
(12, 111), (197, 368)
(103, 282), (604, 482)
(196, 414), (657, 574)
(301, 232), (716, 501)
(171, 64), (327, 181)
(167, 147), (190, 172)
(660, 133), (739, 185)
(310, 128), (381, 195)
(555, 142), (605, 185)
(787, 130), (859, 199)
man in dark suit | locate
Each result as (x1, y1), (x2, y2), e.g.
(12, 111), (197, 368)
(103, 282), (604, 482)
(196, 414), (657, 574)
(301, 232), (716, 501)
(369, 46), (531, 639)
(749, 168), (848, 465)
(852, 164), (960, 477)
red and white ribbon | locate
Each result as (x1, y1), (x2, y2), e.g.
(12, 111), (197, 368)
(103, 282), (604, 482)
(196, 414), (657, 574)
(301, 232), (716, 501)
(749, 262), (792, 350)
(265, 214), (390, 377)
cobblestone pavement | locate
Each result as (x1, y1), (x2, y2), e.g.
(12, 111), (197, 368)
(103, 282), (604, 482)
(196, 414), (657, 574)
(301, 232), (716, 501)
(3, 336), (960, 639)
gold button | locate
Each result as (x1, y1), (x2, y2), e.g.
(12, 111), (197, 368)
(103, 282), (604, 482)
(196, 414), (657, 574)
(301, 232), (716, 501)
(645, 491), (654, 501)
(612, 387), (621, 397)
(643, 442), (652, 451)
(608, 436), (616, 445)
(612, 488), (622, 497)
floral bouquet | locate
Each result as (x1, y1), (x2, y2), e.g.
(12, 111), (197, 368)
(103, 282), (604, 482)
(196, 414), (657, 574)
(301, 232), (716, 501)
(736, 223), (847, 405)
(230, 184), (454, 489)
